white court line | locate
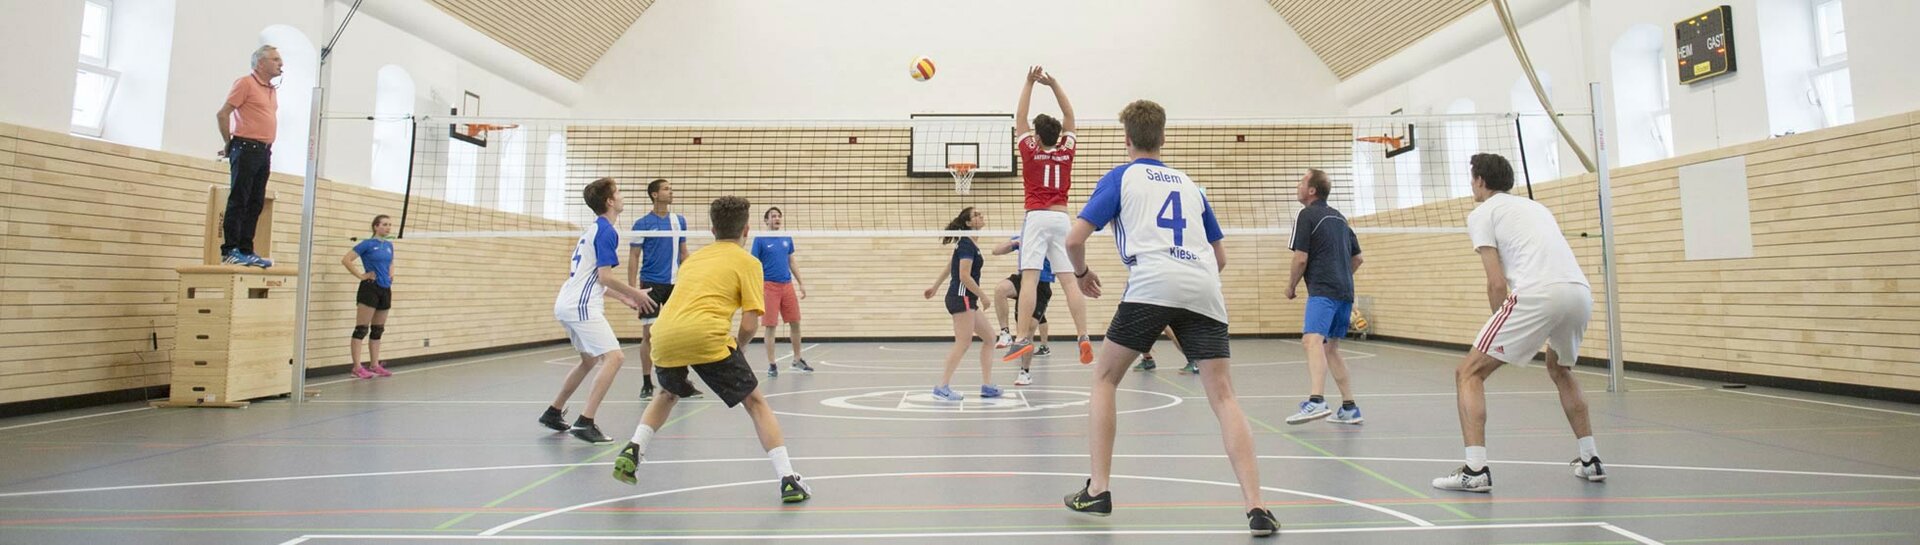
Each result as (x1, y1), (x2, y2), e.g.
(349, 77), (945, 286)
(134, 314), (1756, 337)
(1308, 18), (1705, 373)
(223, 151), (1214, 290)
(0, 406), (154, 432)
(1350, 341), (1707, 390)
(289, 522), (1627, 543)
(1600, 523), (1669, 545)
(306, 400), (721, 405)
(476, 470), (1432, 535)
(1716, 389), (1920, 418)
(314, 345), (577, 387)
(772, 344), (820, 363)
(1206, 386), (1702, 400)
(13, 452), (1918, 500)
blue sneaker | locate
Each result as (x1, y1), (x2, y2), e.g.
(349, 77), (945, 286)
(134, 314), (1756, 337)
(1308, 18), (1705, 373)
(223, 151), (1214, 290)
(1328, 403), (1364, 425)
(981, 384), (1003, 398)
(932, 385), (963, 401)
(1285, 399), (1332, 425)
(249, 253), (273, 268)
(222, 249), (247, 266)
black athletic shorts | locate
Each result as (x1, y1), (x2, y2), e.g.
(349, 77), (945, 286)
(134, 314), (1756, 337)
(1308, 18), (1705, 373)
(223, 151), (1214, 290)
(944, 293), (979, 315)
(656, 348), (758, 408)
(1004, 273), (1053, 324)
(1104, 302), (1230, 362)
(356, 281), (392, 310)
(639, 283), (675, 320)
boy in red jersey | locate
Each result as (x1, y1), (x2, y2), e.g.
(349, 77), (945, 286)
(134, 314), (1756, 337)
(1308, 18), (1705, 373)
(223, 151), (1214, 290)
(1004, 66), (1094, 365)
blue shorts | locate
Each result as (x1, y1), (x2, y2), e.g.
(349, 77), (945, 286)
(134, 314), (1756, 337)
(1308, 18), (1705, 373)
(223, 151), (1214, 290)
(1303, 296), (1353, 339)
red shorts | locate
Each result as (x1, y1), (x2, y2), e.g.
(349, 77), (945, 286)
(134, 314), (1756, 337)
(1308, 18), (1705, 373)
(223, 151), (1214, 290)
(762, 281), (801, 326)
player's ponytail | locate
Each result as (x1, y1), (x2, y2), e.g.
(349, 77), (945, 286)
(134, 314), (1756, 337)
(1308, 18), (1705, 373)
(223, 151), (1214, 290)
(941, 207), (977, 245)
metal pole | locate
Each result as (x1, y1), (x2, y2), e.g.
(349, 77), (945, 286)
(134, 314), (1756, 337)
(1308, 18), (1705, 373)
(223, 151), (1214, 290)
(294, 0), (359, 402)
(1590, 82), (1625, 392)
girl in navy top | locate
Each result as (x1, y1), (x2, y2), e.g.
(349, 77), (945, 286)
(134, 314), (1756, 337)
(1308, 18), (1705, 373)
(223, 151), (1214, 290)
(342, 214), (396, 379)
(922, 207), (999, 402)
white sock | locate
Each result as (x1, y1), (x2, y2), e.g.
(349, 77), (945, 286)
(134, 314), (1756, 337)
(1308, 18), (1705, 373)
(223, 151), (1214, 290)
(629, 424), (656, 455)
(1577, 436), (1599, 461)
(768, 446), (795, 479)
(1465, 446), (1489, 472)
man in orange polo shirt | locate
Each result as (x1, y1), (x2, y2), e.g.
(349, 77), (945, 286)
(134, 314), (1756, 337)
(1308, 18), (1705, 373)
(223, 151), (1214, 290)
(214, 45), (283, 268)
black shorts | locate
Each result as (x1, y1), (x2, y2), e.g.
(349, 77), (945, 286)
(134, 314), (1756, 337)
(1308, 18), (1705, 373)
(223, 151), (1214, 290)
(944, 293), (979, 315)
(356, 281), (392, 310)
(1004, 274), (1053, 324)
(1104, 302), (1230, 362)
(639, 283), (675, 321)
(656, 348), (758, 408)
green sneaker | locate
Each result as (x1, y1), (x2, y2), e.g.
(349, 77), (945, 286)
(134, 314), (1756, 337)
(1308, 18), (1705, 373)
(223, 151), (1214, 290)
(612, 442), (641, 485)
(1133, 355), (1157, 371)
(780, 475), (813, 503)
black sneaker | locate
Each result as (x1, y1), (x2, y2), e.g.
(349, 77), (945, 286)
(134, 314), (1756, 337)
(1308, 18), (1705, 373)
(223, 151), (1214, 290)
(612, 442), (641, 485)
(780, 474), (813, 503)
(639, 383), (654, 400)
(683, 388), (705, 399)
(538, 406), (569, 432)
(768, 364), (779, 378)
(568, 418), (612, 443)
(791, 359), (814, 374)
(1248, 507), (1280, 537)
(1063, 479), (1112, 517)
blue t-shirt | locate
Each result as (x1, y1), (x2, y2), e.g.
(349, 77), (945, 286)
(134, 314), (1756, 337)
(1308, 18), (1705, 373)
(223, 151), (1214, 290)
(1009, 236), (1056, 282)
(947, 237), (982, 297)
(630, 212), (688, 284)
(1289, 200), (1361, 301)
(750, 235), (796, 283)
(352, 238), (394, 288)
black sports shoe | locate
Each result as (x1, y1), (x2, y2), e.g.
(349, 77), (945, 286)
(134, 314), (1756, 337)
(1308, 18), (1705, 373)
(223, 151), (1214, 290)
(683, 388), (705, 399)
(568, 417), (612, 443)
(639, 383), (654, 400)
(538, 406), (569, 432)
(612, 442), (641, 485)
(768, 364), (779, 378)
(1063, 479), (1112, 517)
(1247, 507), (1280, 537)
(780, 474), (813, 503)
(791, 359), (814, 374)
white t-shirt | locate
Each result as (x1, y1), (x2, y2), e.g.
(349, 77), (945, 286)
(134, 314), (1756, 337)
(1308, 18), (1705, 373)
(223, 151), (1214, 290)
(554, 217), (620, 322)
(1077, 158), (1228, 324)
(1467, 192), (1589, 294)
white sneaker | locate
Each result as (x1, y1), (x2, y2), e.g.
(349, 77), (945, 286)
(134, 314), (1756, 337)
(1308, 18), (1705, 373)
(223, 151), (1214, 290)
(1285, 400), (1332, 425)
(994, 329), (1012, 349)
(1013, 370), (1033, 386)
(1432, 465), (1493, 492)
(1572, 457), (1607, 482)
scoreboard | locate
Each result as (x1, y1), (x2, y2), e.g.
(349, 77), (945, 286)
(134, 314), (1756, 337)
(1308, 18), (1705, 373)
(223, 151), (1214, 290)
(1677, 5), (1737, 85)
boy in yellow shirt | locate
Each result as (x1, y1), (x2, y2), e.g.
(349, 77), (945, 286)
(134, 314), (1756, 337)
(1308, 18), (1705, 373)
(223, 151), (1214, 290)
(612, 196), (812, 503)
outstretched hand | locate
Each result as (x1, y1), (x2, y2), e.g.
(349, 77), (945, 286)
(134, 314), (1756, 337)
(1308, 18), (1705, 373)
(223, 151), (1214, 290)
(1026, 65), (1043, 84)
(631, 288), (659, 314)
(1036, 70), (1056, 87)
(1077, 270), (1103, 298)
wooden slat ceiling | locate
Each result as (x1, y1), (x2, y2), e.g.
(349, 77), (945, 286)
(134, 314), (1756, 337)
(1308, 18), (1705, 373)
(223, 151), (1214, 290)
(429, 0), (655, 81)
(1267, 0), (1488, 80)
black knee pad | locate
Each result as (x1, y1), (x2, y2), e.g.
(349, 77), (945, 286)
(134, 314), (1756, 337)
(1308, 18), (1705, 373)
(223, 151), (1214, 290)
(369, 325), (385, 340)
(352, 325), (370, 339)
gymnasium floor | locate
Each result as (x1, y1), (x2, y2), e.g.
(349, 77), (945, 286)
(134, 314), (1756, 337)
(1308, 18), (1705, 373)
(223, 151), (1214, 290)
(2, 339), (1917, 544)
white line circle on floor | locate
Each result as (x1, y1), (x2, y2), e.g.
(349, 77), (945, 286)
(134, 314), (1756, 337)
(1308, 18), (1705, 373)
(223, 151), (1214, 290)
(764, 385), (1182, 421)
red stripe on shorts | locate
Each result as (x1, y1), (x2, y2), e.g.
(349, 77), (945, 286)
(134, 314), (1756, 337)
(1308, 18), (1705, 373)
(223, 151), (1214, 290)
(1476, 295), (1517, 354)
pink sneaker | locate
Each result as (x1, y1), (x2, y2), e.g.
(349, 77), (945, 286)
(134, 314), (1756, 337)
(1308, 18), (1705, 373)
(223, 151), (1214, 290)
(369, 362), (393, 377)
(350, 366), (375, 379)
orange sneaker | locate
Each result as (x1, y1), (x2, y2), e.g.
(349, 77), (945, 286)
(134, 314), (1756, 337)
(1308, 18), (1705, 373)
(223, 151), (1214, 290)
(1078, 339), (1095, 365)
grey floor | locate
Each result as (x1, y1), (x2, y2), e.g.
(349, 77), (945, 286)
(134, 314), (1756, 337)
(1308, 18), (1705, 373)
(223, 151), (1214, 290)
(3, 338), (1919, 545)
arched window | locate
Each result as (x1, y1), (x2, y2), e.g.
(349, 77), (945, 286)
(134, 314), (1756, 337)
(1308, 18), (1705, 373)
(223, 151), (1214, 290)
(1509, 72), (1561, 185)
(496, 127), (527, 213)
(258, 25), (315, 175)
(1610, 24), (1674, 165)
(370, 65), (414, 192)
(1444, 99), (1478, 198)
(1350, 148), (1377, 217)
(543, 134), (567, 221)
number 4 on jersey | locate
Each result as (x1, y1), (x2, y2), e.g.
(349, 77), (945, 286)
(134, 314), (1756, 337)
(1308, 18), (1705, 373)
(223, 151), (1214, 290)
(1157, 192), (1186, 246)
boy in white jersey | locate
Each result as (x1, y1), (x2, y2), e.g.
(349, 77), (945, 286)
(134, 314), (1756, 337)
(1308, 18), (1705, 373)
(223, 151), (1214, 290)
(541, 178), (658, 444)
(1432, 154), (1605, 493)
(1062, 99), (1279, 537)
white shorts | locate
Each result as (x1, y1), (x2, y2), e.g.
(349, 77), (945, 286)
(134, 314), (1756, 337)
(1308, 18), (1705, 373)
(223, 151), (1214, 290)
(1472, 282), (1592, 366)
(560, 317), (621, 357)
(1019, 210), (1073, 273)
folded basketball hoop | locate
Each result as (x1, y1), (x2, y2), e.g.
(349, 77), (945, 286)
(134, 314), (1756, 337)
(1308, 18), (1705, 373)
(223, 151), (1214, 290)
(948, 162), (976, 194)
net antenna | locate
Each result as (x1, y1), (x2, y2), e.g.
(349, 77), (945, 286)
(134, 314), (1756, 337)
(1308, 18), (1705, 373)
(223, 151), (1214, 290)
(1357, 123), (1417, 158)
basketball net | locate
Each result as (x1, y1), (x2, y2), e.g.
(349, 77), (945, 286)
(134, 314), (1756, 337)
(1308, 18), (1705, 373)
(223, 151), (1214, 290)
(948, 162), (976, 195)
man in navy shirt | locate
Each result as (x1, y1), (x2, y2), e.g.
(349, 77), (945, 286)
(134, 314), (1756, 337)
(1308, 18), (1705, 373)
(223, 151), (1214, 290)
(628, 179), (701, 400)
(1283, 169), (1366, 426)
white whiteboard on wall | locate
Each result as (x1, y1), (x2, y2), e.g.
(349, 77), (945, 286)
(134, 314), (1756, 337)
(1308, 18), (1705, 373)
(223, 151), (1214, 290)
(1677, 156), (1754, 261)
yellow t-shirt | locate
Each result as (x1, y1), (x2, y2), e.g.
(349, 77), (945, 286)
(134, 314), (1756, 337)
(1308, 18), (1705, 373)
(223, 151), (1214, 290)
(649, 242), (765, 367)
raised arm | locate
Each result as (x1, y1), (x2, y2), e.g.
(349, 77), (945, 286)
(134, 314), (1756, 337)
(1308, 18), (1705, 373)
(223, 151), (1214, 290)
(992, 238), (1020, 256)
(1014, 66), (1040, 134)
(1037, 70), (1074, 133)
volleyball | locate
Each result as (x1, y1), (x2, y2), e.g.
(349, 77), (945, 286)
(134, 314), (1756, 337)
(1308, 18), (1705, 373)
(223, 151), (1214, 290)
(910, 56), (936, 82)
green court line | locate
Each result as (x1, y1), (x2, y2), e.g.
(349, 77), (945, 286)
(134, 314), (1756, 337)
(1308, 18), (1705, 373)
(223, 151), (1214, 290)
(1666, 531), (1911, 543)
(431, 403), (714, 530)
(1149, 373), (1475, 520)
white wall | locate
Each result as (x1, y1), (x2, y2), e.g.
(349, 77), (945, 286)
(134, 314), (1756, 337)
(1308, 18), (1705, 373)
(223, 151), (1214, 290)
(1344, 0), (1920, 171)
(0, 0), (85, 134)
(574, 0), (1346, 120)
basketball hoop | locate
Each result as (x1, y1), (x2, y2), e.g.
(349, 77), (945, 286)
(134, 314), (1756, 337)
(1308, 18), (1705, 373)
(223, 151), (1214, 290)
(464, 123), (520, 138)
(948, 162), (976, 194)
